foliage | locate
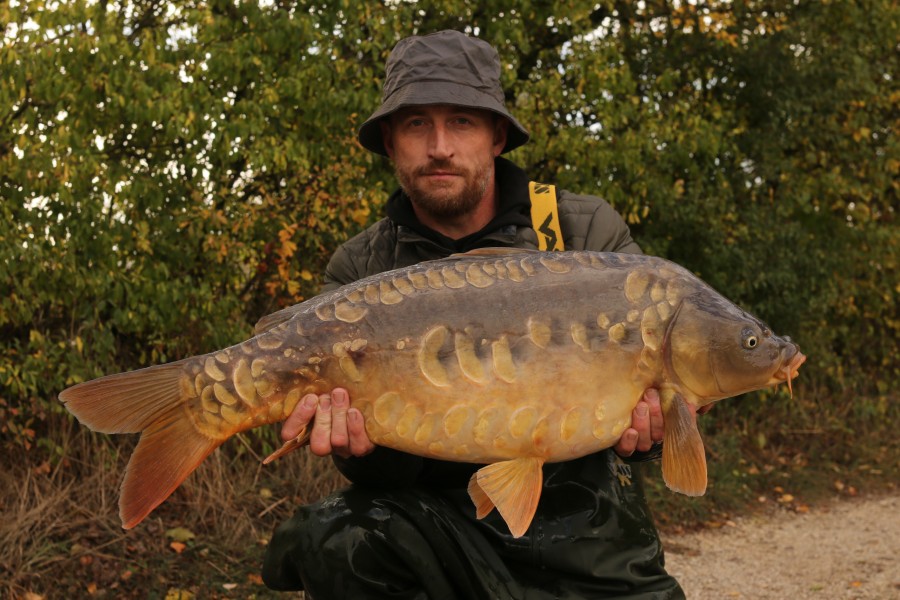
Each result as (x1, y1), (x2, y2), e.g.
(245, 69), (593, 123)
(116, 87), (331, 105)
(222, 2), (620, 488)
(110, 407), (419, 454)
(2, 1), (897, 458)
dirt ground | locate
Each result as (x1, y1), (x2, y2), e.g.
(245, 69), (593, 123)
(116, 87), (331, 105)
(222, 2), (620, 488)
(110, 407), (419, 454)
(662, 494), (900, 599)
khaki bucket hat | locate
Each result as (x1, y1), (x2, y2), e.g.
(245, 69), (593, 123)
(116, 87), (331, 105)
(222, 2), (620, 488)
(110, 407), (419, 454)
(358, 30), (530, 156)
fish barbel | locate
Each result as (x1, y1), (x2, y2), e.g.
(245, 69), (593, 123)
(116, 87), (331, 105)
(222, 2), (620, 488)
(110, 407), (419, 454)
(60, 249), (805, 537)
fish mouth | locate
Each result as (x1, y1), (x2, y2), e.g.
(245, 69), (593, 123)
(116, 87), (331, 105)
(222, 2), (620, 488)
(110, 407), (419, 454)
(770, 349), (807, 397)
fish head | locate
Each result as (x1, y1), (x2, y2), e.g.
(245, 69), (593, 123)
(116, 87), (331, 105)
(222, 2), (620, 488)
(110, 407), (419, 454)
(666, 293), (806, 406)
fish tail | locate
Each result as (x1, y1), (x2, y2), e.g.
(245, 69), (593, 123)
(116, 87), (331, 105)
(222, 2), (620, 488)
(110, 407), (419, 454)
(60, 361), (222, 529)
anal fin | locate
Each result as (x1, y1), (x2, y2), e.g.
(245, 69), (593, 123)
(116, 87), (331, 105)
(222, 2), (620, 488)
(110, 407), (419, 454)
(661, 390), (707, 496)
(467, 457), (544, 538)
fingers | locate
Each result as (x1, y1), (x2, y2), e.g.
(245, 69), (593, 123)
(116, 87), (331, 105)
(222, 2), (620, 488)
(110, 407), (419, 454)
(614, 428), (640, 457)
(615, 389), (665, 457)
(281, 393), (318, 442)
(290, 388), (374, 458)
(644, 388), (664, 445)
(328, 388), (351, 453)
(308, 393), (334, 456)
(348, 408), (376, 457)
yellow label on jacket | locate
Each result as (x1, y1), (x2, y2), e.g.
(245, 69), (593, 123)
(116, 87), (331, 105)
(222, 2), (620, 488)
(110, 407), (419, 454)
(528, 181), (564, 251)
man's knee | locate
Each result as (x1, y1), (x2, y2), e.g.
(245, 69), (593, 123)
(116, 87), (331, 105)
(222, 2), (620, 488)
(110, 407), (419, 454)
(262, 487), (437, 593)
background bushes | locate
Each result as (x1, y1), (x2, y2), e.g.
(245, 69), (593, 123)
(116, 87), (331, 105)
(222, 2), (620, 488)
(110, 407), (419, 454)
(1, 0), (896, 490)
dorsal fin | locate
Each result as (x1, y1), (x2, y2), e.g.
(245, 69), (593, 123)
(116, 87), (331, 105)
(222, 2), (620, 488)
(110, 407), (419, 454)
(254, 304), (305, 336)
(450, 247), (541, 258)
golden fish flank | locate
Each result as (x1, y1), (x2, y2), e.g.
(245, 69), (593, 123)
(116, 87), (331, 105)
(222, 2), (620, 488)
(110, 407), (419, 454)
(59, 248), (806, 539)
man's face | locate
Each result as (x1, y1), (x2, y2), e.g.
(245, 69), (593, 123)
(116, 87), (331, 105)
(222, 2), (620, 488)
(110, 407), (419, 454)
(381, 105), (508, 220)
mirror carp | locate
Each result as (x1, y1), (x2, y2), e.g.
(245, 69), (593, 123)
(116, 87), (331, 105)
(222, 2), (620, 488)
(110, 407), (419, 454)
(60, 249), (805, 538)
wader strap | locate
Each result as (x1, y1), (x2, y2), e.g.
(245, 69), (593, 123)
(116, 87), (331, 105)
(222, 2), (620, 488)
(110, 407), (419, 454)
(528, 181), (564, 251)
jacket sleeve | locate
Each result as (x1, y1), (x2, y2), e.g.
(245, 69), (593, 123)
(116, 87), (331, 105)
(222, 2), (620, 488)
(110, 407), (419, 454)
(320, 244), (360, 292)
(320, 218), (399, 293)
(583, 200), (642, 254)
(557, 190), (643, 254)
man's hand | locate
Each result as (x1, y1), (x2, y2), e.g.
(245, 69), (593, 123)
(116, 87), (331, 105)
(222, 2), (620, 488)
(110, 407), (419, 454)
(280, 387), (375, 459)
(614, 389), (714, 457)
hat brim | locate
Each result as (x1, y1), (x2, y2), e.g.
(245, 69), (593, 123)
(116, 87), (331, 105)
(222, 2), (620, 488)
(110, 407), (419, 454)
(358, 81), (529, 156)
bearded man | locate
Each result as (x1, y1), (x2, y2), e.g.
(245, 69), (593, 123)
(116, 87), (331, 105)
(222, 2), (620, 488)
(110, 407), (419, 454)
(262, 30), (689, 600)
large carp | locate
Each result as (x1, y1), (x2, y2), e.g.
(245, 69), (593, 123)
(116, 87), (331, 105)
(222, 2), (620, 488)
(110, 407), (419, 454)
(60, 249), (805, 537)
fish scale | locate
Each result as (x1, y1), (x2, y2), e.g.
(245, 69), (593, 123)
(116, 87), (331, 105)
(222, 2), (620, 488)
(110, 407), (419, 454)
(59, 248), (806, 538)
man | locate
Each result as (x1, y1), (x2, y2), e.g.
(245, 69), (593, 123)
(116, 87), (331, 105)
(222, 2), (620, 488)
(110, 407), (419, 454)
(263, 30), (689, 599)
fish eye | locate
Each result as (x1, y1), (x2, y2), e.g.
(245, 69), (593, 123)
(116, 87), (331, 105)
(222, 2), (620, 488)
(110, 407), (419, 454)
(742, 328), (759, 349)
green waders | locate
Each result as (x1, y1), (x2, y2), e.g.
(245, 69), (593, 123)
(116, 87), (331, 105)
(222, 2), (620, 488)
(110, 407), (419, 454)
(262, 450), (684, 599)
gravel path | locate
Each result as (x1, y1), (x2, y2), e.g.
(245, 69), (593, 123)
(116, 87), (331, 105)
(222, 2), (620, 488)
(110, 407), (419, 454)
(662, 494), (900, 599)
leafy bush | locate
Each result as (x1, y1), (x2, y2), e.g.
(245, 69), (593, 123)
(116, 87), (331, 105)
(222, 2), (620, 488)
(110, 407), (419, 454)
(2, 1), (896, 456)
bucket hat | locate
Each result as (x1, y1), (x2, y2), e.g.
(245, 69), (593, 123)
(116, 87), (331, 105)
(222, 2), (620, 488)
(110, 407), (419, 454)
(358, 30), (530, 156)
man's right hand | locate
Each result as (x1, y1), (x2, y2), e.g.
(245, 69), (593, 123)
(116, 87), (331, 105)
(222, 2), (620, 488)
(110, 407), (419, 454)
(281, 387), (375, 459)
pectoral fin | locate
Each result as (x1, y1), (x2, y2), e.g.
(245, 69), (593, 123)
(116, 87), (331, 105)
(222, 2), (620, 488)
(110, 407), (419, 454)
(661, 390), (708, 496)
(467, 457), (544, 538)
(262, 424), (311, 464)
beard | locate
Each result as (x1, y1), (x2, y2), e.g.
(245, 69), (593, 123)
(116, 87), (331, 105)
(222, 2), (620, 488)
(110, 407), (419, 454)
(395, 157), (493, 221)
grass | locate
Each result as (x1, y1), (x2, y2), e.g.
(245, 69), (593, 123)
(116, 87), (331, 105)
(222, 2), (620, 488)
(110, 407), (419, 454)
(644, 386), (900, 532)
(3, 387), (897, 598)
(0, 418), (346, 600)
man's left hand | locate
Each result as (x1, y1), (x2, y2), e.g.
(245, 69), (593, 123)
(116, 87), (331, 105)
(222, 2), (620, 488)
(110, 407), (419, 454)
(614, 388), (666, 457)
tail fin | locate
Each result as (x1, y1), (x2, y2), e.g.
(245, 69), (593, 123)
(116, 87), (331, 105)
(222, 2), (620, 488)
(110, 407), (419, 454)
(59, 361), (221, 529)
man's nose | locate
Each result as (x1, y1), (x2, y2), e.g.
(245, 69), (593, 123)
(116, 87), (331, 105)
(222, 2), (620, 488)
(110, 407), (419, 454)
(427, 125), (453, 160)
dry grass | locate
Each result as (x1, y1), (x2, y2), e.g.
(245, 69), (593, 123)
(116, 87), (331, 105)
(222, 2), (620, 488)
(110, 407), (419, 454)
(4, 387), (896, 598)
(0, 416), (345, 599)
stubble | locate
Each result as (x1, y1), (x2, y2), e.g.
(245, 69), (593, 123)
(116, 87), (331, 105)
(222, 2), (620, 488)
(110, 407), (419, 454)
(395, 157), (493, 220)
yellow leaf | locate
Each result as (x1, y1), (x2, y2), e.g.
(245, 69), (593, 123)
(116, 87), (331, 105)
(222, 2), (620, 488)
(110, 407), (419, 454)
(166, 527), (196, 542)
(279, 238), (297, 258)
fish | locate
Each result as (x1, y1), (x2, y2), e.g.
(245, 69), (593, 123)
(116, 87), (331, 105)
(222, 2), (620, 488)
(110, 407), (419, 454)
(59, 248), (805, 538)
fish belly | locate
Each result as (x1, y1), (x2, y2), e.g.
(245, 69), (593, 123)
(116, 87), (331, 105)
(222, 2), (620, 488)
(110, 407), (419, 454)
(346, 348), (645, 464)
